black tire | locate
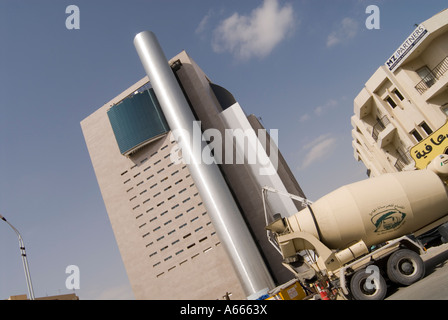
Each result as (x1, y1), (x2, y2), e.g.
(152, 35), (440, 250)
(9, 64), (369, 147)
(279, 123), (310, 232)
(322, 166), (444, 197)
(350, 267), (388, 300)
(386, 249), (425, 286)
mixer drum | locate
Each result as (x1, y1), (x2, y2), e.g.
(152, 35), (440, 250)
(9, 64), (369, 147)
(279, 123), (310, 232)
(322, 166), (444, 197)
(289, 169), (448, 250)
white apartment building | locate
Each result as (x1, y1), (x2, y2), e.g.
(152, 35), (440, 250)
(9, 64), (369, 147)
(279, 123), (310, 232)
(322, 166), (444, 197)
(352, 8), (448, 177)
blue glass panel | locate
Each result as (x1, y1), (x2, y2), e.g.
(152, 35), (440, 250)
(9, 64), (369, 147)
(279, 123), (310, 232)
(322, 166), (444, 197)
(107, 88), (169, 155)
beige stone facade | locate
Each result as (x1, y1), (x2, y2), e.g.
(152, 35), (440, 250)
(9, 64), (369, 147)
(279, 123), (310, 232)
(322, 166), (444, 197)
(81, 76), (247, 300)
(352, 9), (448, 176)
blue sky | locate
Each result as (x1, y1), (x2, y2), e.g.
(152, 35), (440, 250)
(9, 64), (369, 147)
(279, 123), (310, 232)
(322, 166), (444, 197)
(0, 0), (447, 300)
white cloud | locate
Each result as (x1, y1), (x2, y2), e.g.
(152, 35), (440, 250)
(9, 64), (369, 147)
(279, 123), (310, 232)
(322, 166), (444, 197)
(299, 99), (338, 123)
(314, 99), (338, 116)
(212, 0), (295, 60)
(299, 113), (311, 123)
(196, 10), (213, 35)
(299, 134), (338, 170)
(326, 17), (358, 47)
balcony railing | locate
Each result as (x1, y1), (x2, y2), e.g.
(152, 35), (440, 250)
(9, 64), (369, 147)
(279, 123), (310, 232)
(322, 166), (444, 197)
(394, 147), (413, 171)
(372, 115), (390, 142)
(415, 56), (448, 94)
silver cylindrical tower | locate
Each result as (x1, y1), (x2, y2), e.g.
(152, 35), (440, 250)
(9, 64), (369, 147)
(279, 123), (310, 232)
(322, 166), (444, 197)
(134, 31), (274, 297)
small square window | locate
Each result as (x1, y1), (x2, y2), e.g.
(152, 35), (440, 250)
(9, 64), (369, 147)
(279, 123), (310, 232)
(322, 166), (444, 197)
(386, 96), (397, 108)
(420, 122), (433, 135)
(393, 89), (404, 101)
(411, 129), (423, 142)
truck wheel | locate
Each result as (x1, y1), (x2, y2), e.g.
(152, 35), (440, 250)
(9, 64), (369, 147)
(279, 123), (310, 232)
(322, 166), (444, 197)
(386, 249), (425, 286)
(350, 267), (387, 300)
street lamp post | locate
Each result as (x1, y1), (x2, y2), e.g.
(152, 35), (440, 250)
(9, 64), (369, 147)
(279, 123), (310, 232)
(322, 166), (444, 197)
(0, 214), (35, 300)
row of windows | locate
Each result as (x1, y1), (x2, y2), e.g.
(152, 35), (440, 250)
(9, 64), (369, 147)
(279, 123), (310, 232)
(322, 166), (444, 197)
(128, 172), (187, 202)
(149, 231), (215, 268)
(118, 137), (220, 279)
(124, 146), (189, 215)
(143, 212), (210, 254)
(383, 88), (435, 143)
(120, 141), (175, 177)
(410, 121), (433, 142)
(144, 202), (215, 276)
(146, 228), (216, 258)
(154, 240), (221, 279)
(124, 162), (185, 187)
(141, 206), (206, 235)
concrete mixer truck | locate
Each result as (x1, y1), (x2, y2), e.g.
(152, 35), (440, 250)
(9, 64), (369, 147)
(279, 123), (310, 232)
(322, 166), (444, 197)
(264, 154), (448, 300)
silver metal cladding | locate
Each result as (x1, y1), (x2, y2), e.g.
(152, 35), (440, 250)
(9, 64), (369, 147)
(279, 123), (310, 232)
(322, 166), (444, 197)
(133, 31), (274, 296)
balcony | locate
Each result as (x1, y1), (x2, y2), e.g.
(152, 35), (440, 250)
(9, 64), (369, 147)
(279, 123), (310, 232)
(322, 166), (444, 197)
(372, 116), (396, 148)
(394, 148), (414, 171)
(415, 56), (448, 95)
(372, 116), (389, 141)
(354, 89), (373, 119)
